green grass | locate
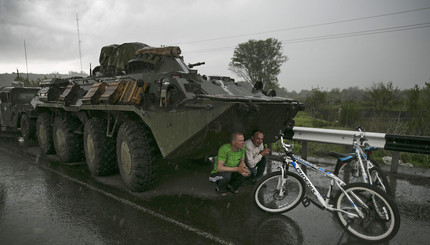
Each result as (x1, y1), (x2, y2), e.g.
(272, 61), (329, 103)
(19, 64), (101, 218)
(294, 111), (333, 128)
(271, 139), (346, 158)
(294, 111), (313, 127)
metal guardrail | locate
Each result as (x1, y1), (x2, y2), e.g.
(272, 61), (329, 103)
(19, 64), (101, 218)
(385, 134), (430, 155)
(288, 126), (430, 173)
(292, 127), (386, 148)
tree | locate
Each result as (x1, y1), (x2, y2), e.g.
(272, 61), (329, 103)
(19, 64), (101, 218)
(327, 88), (341, 105)
(421, 82), (430, 135)
(407, 82), (430, 135)
(407, 85), (420, 116)
(339, 102), (361, 128)
(229, 38), (288, 90)
(366, 82), (400, 113)
(305, 87), (327, 119)
(340, 87), (365, 102)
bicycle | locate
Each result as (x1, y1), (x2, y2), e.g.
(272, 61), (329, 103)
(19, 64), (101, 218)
(329, 127), (391, 195)
(253, 131), (400, 242)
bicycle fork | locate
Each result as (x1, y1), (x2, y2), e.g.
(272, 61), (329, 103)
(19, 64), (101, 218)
(355, 148), (370, 184)
(276, 163), (288, 198)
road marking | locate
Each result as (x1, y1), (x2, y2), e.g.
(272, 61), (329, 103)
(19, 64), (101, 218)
(39, 164), (234, 245)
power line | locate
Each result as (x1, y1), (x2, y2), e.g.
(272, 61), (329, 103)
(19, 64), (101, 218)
(185, 22), (430, 54)
(175, 6), (430, 45)
(282, 22), (430, 43)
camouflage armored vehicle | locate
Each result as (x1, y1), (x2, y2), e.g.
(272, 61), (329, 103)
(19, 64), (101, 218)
(0, 85), (40, 140)
(31, 42), (304, 192)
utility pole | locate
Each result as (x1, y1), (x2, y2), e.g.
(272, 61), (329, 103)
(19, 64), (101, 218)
(76, 13), (83, 73)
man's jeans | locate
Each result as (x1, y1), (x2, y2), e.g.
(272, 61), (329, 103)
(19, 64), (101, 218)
(247, 156), (267, 179)
(209, 172), (247, 193)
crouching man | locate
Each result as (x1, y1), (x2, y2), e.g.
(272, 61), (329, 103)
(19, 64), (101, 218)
(245, 130), (270, 183)
(209, 132), (250, 196)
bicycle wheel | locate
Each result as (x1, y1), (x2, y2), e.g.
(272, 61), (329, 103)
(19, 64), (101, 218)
(253, 171), (305, 213)
(369, 162), (392, 196)
(337, 160), (392, 196)
(334, 183), (400, 242)
(337, 160), (362, 184)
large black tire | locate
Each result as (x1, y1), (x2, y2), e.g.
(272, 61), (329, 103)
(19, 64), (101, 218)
(36, 112), (55, 154)
(84, 118), (117, 176)
(53, 116), (84, 163)
(116, 121), (159, 192)
(253, 171), (306, 213)
(334, 183), (400, 242)
(20, 113), (36, 141)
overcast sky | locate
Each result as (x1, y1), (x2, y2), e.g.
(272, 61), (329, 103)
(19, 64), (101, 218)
(1, 0), (429, 91)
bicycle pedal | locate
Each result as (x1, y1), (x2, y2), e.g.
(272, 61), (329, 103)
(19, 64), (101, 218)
(302, 197), (311, 207)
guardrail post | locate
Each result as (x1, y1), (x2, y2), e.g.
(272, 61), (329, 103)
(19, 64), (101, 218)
(390, 151), (400, 174)
(301, 141), (308, 159)
(389, 174), (398, 200)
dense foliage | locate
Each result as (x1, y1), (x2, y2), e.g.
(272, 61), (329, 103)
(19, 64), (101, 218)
(282, 81), (430, 136)
(281, 81), (430, 167)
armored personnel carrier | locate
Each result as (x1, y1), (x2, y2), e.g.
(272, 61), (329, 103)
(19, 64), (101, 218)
(31, 42), (303, 192)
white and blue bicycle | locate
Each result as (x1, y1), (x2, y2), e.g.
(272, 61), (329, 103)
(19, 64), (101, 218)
(329, 126), (392, 195)
(253, 131), (400, 243)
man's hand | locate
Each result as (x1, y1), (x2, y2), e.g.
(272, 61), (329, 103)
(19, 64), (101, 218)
(260, 148), (271, 156)
(238, 161), (250, 177)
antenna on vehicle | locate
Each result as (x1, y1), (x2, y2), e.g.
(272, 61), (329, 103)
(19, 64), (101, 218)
(24, 40), (29, 81)
(76, 13), (83, 73)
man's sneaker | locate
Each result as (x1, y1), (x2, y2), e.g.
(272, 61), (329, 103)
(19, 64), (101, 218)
(216, 187), (228, 196)
(227, 185), (239, 194)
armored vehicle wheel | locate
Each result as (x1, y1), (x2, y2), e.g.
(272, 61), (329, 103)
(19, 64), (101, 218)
(36, 112), (55, 154)
(84, 118), (117, 176)
(53, 116), (84, 163)
(116, 121), (159, 192)
(20, 113), (36, 141)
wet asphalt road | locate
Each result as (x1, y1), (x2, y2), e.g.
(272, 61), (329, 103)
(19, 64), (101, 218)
(0, 132), (429, 245)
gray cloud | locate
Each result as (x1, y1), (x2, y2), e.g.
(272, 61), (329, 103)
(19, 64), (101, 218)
(1, 0), (429, 91)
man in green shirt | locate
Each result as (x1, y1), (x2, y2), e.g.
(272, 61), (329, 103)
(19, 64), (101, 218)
(209, 132), (250, 196)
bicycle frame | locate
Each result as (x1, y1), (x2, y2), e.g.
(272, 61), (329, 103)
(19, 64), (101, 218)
(352, 129), (378, 185)
(277, 136), (366, 218)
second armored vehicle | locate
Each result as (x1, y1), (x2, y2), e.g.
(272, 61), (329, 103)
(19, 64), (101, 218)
(0, 85), (40, 140)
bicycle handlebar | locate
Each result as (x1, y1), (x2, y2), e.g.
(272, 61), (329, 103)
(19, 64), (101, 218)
(276, 131), (294, 154)
(353, 126), (367, 145)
